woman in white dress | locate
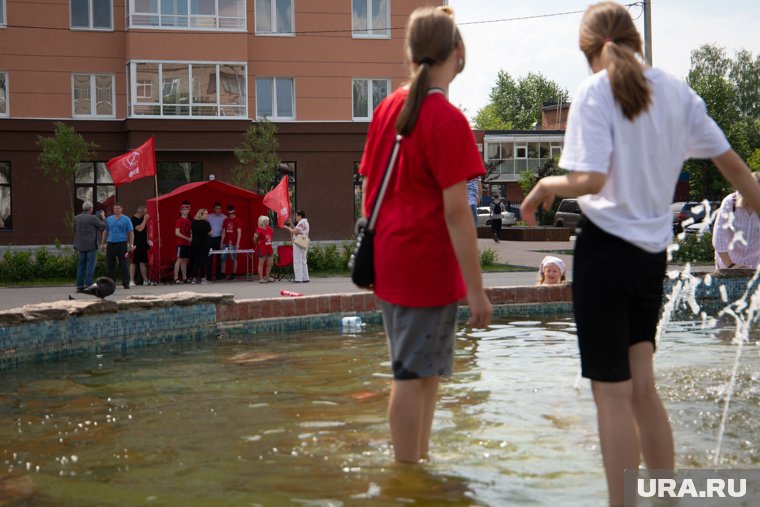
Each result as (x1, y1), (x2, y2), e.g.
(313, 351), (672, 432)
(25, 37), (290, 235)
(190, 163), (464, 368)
(286, 210), (309, 282)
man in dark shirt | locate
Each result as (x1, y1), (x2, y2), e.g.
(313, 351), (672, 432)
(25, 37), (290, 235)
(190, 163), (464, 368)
(73, 201), (106, 291)
(129, 205), (152, 286)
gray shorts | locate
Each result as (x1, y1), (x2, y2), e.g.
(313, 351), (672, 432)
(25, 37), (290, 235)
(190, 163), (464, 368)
(380, 300), (458, 380)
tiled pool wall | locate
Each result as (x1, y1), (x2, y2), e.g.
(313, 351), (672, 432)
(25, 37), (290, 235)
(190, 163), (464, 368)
(3, 274), (755, 370)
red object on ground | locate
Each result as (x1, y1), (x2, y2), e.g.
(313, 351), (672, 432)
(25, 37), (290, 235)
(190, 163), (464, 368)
(280, 290), (303, 297)
(106, 137), (157, 186)
(263, 176), (290, 227)
(145, 179), (268, 282)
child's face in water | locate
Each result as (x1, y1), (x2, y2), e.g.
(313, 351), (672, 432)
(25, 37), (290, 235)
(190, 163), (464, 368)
(543, 264), (562, 285)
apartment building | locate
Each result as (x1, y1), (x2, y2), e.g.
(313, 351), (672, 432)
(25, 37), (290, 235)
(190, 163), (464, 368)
(0, 0), (443, 244)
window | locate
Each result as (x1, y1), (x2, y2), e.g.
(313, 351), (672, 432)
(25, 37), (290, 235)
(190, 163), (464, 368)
(130, 62), (246, 118)
(157, 162), (202, 195)
(75, 162), (116, 216)
(0, 162), (10, 230)
(72, 74), (114, 117)
(255, 0), (293, 34)
(130, 0), (246, 30)
(0, 72), (7, 116)
(352, 78), (388, 120)
(256, 77), (294, 119)
(0, 1), (6, 27)
(71, 0), (113, 30)
(352, 0), (389, 38)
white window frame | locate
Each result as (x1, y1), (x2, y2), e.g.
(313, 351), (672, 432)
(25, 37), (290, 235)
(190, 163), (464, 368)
(255, 77), (295, 120)
(0, 71), (7, 117)
(254, 0), (295, 36)
(0, 0), (6, 28)
(352, 78), (390, 121)
(352, 0), (390, 39)
(72, 73), (116, 118)
(128, 61), (248, 119)
(129, 0), (247, 31)
(70, 0), (114, 31)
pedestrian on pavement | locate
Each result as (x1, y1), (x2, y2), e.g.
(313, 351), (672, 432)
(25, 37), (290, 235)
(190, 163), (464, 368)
(520, 3), (760, 505)
(73, 201), (106, 291)
(467, 177), (482, 226)
(254, 215), (275, 283)
(489, 193), (505, 242)
(190, 208), (212, 284)
(206, 202), (226, 281)
(285, 210), (310, 283)
(129, 205), (152, 286)
(220, 205), (242, 280)
(357, 5), (491, 464)
(101, 203), (134, 290)
(174, 202), (192, 283)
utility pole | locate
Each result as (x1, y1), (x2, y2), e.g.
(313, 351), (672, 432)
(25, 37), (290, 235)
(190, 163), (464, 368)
(643, 0), (652, 66)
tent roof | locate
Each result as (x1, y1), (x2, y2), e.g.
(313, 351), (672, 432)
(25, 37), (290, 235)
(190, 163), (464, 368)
(147, 179), (262, 203)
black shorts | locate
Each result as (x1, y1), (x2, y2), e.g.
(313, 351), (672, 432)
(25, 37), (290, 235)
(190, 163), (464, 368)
(133, 245), (149, 264)
(573, 219), (666, 382)
(176, 245), (191, 259)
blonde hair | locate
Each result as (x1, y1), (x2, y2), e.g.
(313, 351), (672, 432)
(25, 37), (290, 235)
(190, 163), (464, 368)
(580, 2), (650, 121)
(257, 215), (270, 228)
(194, 208), (208, 220)
(395, 6), (463, 136)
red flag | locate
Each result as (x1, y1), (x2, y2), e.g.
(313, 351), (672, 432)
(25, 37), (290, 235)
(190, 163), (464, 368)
(263, 176), (291, 227)
(106, 137), (157, 186)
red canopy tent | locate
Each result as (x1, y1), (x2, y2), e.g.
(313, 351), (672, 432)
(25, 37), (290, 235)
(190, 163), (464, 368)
(145, 180), (268, 281)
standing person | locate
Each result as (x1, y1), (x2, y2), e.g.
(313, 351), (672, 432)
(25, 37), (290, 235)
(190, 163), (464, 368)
(285, 210), (309, 283)
(712, 172), (760, 270)
(358, 6), (491, 464)
(489, 193), (504, 242)
(466, 176), (482, 226)
(173, 203), (192, 283)
(220, 205), (242, 280)
(129, 205), (152, 287)
(190, 208), (212, 284)
(206, 202), (226, 281)
(520, 3), (760, 504)
(73, 201), (106, 291)
(100, 203), (134, 290)
(254, 215), (274, 283)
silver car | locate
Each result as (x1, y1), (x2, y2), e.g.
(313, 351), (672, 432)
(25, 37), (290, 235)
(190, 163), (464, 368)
(477, 206), (517, 228)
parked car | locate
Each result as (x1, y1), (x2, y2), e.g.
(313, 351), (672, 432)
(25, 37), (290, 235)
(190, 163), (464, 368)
(553, 199), (583, 230)
(672, 201), (719, 233)
(477, 206), (517, 228)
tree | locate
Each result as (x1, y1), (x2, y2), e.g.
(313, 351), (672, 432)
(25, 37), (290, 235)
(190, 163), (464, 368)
(748, 148), (760, 172)
(37, 122), (98, 224)
(233, 117), (282, 194)
(685, 44), (760, 200)
(474, 71), (569, 130)
(518, 157), (565, 225)
(472, 103), (512, 130)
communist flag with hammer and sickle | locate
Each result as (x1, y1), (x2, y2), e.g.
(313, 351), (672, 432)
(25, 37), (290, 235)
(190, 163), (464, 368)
(106, 137), (157, 186)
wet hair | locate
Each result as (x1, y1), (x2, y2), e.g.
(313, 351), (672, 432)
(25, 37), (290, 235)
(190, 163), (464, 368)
(395, 6), (463, 136)
(580, 2), (650, 121)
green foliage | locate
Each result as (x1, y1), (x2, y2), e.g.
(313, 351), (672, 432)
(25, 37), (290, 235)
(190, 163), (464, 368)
(0, 247), (108, 284)
(517, 158), (565, 225)
(37, 122), (98, 218)
(748, 148), (760, 172)
(685, 44), (760, 200)
(233, 117), (282, 194)
(476, 71), (569, 130)
(480, 248), (498, 267)
(671, 232), (715, 264)
(472, 103), (512, 130)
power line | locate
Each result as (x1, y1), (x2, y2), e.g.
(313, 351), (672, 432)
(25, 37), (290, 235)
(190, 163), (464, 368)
(2, 3), (645, 36)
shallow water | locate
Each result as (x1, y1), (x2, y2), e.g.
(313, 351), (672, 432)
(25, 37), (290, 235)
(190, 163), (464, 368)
(1, 316), (758, 506)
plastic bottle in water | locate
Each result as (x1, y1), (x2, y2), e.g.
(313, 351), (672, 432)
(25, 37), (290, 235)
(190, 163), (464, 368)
(280, 290), (303, 297)
(341, 316), (362, 331)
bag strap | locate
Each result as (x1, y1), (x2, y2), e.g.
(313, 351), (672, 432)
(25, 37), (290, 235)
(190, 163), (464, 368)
(367, 134), (402, 232)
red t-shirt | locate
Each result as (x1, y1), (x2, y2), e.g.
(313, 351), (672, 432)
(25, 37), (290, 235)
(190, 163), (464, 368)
(255, 226), (274, 256)
(175, 217), (191, 246)
(222, 216), (242, 246)
(359, 88), (485, 307)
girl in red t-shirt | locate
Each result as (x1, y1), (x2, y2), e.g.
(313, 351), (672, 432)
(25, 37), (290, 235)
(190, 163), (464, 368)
(254, 215), (274, 282)
(358, 6), (491, 464)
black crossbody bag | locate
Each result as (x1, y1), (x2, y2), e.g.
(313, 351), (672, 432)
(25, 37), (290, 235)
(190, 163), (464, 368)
(349, 135), (402, 289)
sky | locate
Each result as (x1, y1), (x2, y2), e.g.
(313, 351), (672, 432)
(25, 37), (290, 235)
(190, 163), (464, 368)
(447, 0), (760, 122)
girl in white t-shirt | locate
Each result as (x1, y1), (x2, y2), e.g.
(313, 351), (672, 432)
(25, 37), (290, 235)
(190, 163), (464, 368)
(521, 2), (760, 505)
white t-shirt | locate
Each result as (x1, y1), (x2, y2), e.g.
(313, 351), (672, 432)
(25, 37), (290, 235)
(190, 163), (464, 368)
(559, 68), (730, 253)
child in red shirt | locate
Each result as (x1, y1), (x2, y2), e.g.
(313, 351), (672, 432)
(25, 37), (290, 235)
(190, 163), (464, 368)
(254, 215), (274, 282)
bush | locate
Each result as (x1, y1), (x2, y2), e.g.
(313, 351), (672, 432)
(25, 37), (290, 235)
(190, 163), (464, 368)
(671, 232), (715, 263)
(480, 248), (498, 266)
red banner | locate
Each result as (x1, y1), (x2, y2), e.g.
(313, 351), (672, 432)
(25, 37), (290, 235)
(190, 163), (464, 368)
(263, 176), (290, 227)
(106, 137), (157, 186)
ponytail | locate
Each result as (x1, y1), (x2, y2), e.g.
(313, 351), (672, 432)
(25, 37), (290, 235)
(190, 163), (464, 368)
(395, 64), (431, 135)
(602, 41), (651, 120)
